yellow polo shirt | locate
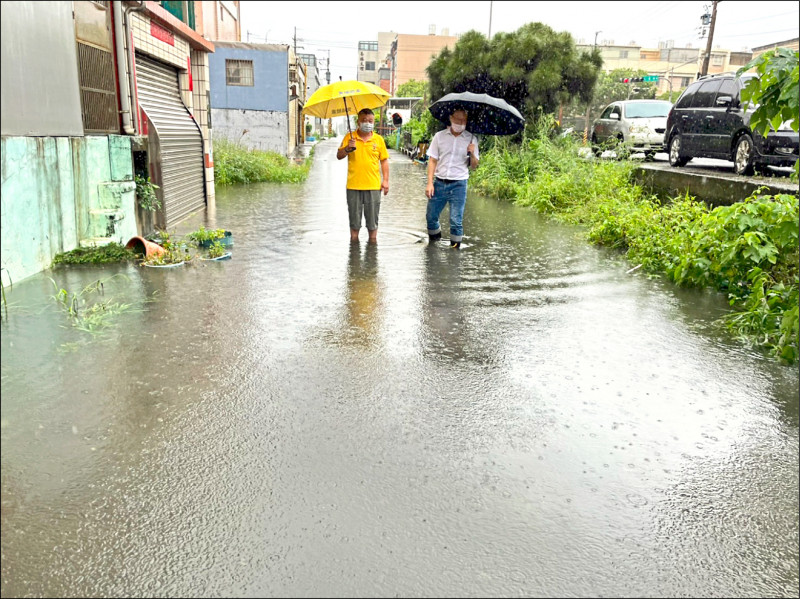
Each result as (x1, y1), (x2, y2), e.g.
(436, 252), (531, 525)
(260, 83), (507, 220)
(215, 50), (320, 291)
(339, 131), (389, 190)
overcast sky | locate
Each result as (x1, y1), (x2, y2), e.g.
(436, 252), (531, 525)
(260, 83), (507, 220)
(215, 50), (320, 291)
(239, 1), (800, 81)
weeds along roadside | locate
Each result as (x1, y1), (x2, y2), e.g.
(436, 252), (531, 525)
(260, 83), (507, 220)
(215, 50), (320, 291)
(213, 139), (312, 186)
(471, 118), (799, 364)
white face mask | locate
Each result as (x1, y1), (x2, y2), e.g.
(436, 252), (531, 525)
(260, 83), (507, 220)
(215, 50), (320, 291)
(359, 122), (374, 133)
(450, 122), (466, 133)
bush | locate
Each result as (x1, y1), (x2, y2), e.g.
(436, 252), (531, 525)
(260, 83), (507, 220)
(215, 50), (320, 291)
(471, 115), (799, 363)
(213, 140), (311, 186)
(52, 243), (138, 266)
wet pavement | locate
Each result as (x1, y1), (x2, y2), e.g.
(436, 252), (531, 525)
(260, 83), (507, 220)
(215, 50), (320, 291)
(1, 139), (798, 597)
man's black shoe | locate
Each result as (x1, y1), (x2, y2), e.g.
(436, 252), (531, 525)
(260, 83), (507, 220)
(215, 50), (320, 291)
(450, 240), (461, 249)
(429, 232), (442, 241)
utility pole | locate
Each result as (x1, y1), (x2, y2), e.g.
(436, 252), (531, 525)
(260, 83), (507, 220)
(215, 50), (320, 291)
(584, 30), (601, 143)
(488, 1), (493, 39)
(700, 1), (719, 77)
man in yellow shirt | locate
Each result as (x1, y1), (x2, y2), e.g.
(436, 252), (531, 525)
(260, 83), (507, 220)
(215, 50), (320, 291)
(336, 108), (389, 243)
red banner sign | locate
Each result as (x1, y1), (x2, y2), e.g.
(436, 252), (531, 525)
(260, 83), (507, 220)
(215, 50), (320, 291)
(150, 21), (174, 46)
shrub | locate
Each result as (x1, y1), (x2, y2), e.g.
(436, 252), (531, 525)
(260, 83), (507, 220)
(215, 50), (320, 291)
(213, 140), (311, 186)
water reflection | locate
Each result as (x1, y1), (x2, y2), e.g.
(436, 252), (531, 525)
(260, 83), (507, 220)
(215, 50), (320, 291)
(342, 242), (383, 346)
(1, 141), (798, 598)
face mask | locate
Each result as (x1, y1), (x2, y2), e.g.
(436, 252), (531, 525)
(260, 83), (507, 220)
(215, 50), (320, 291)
(359, 122), (374, 133)
(450, 122), (466, 133)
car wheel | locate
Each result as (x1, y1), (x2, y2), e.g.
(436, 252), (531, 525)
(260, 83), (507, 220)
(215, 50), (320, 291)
(668, 135), (689, 167)
(733, 134), (755, 176)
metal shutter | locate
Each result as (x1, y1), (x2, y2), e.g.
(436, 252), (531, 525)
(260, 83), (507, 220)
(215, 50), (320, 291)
(135, 53), (205, 228)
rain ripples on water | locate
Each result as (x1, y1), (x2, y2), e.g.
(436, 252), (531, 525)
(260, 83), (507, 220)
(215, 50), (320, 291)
(1, 140), (797, 598)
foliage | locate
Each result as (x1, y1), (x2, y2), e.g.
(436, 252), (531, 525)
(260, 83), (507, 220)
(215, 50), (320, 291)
(427, 24), (602, 123)
(737, 47), (799, 179)
(135, 175), (161, 212)
(471, 117), (799, 363)
(185, 226), (226, 244)
(738, 48), (799, 134)
(396, 79), (428, 99)
(208, 241), (227, 259)
(48, 274), (139, 334)
(142, 233), (193, 266)
(404, 112), (437, 147)
(142, 244), (191, 266)
(52, 242), (138, 266)
(214, 140), (311, 186)
(658, 87), (686, 103)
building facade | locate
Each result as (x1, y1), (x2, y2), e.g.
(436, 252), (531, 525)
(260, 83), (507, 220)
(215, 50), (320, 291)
(1, 0), (218, 283)
(577, 41), (753, 99)
(208, 42), (306, 156)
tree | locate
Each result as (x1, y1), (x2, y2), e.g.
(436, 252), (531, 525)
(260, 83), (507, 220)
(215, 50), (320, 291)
(426, 24), (602, 122)
(564, 69), (658, 117)
(737, 47), (799, 178)
(396, 79), (429, 119)
(396, 79), (428, 98)
(737, 48), (799, 134)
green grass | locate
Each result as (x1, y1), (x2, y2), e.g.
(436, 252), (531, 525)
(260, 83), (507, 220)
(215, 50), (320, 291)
(214, 139), (312, 186)
(471, 115), (799, 364)
(52, 242), (138, 266)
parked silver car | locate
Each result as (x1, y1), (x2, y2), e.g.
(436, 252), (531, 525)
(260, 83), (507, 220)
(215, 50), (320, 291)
(591, 100), (673, 159)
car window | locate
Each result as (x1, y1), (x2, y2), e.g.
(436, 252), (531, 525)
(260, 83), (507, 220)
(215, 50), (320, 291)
(675, 81), (702, 109)
(600, 106), (614, 119)
(691, 80), (723, 108)
(715, 79), (737, 104)
(624, 102), (673, 118)
(611, 107), (621, 117)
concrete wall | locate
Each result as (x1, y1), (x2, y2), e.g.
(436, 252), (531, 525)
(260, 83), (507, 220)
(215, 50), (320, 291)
(0, 1), (83, 136)
(209, 44), (289, 111)
(1, 136), (137, 283)
(211, 109), (288, 154)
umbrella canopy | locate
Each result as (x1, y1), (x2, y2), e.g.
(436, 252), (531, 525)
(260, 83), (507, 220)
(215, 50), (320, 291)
(429, 92), (525, 135)
(303, 79), (390, 133)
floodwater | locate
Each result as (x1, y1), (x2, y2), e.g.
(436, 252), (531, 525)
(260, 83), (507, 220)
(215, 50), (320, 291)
(1, 139), (798, 598)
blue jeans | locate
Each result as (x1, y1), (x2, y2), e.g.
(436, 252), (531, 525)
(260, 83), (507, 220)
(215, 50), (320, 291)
(426, 179), (468, 242)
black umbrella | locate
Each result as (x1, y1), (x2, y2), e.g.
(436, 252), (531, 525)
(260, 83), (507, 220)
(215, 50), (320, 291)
(428, 91), (525, 135)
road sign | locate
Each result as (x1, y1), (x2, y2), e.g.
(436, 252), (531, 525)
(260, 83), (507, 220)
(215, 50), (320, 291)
(643, 75), (659, 82)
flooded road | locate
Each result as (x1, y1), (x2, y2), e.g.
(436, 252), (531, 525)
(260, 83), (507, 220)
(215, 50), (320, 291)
(2, 139), (798, 597)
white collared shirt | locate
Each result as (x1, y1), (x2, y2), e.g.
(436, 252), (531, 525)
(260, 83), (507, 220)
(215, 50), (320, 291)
(427, 128), (480, 181)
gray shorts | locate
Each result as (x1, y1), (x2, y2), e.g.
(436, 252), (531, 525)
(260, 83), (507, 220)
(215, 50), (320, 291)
(346, 189), (381, 231)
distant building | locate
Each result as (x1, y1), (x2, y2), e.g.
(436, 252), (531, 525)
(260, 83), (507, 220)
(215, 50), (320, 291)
(751, 37), (799, 59)
(577, 41), (753, 99)
(359, 28), (458, 95)
(208, 42), (306, 155)
(299, 53), (324, 137)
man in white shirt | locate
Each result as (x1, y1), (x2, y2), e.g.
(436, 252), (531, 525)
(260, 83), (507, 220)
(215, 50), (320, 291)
(425, 108), (479, 249)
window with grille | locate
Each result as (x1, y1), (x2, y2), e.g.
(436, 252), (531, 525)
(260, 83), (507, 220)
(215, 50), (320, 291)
(365, 61), (375, 71)
(226, 59), (254, 86)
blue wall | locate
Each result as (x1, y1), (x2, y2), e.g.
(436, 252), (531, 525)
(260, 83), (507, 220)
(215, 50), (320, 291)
(209, 47), (288, 112)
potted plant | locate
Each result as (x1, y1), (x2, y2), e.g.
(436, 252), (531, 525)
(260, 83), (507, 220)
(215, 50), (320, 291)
(185, 226), (233, 248)
(141, 235), (192, 268)
(200, 240), (232, 261)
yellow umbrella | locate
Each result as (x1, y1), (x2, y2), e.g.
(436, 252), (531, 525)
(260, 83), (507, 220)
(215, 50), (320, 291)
(303, 77), (390, 134)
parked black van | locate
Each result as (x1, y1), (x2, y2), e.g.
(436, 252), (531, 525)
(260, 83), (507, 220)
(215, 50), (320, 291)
(665, 72), (799, 175)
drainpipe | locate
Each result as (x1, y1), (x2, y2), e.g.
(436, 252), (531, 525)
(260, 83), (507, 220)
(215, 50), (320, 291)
(123, 1), (146, 134)
(112, 1), (134, 134)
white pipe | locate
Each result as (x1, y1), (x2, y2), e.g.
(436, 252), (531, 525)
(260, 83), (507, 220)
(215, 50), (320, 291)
(112, 1), (134, 134)
(123, 1), (146, 134)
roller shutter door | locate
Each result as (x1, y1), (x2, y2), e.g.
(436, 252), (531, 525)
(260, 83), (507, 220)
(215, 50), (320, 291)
(135, 53), (205, 228)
